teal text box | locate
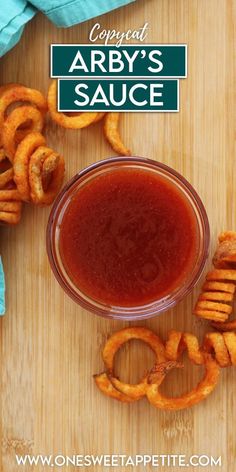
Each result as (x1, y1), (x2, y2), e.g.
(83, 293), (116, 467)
(51, 45), (187, 78)
(58, 79), (179, 112)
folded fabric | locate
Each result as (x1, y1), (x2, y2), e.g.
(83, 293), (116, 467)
(0, 0), (136, 57)
(0, 257), (5, 315)
(30, 0), (136, 27)
(0, 0), (36, 57)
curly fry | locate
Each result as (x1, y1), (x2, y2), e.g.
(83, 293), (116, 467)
(148, 332), (219, 410)
(0, 166), (14, 189)
(0, 201), (21, 212)
(0, 210), (22, 225)
(0, 83), (22, 96)
(2, 105), (44, 162)
(0, 188), (23, 225)
(207, 269), (236, 282)
(194, 270), (236, 322)
(14, 132), (46, 200)
(102, 327), (166, 370)
(94, 327), (236, 409)
(147, 360), (183, 384)
(212, 319), (236, 332)
(146, 354), (220, 411)
(213, 232), (236, 268)
(13, 132), (65, 205)
(0, 84), (47, 146)
(94, 372), (136, 403)
(203, 332), (236, 367)
(0, 189), (22, 200)
(94, 327), (223, 409)
(194, 232), (236, 328)
(0, 148), (6, 162)
(93, 112), (106, 123)
(0, 149), (14, 189)
(47, 80), (99, 129)
(96, 327), (166, 401)
(104, 112), (131, 156)
(109, 374), (149, 400)
(29, 146), (65, 205)
(165, 330), (204, 365)
(165, 330), (236, 368)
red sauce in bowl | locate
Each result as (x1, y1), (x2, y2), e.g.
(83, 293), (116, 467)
(59, 168), (199, 307)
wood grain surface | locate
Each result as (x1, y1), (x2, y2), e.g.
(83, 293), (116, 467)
(0, 0), (235, 470)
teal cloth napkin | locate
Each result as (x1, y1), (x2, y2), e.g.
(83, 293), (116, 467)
(0, 0), (136, 57)
(0, 0), (36, 57)
(0, 257), (5, 315)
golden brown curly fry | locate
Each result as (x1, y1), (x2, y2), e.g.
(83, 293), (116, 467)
(165, 330), (204, 365)
(222, 332), (236, 364)
(0, 201), (21, 212)
(203, 332), (232, 367)
(213, 232), (236, 269)
(94, 327), (236, 410)
(47, 80), (98, 129)
(109, 375), (149, 400)
(206, 269), (236, 282)
(203, 281), (235, 294)
(95, 327), (166, 401)
(0, 83), (23, 96)
(0, 188), (22, 225)
(29, 146), (65, 205)
(147, 360), (183, 384)
(94, 372), (135, 403)
(2, 105), (44, 161)
(0, 188), (22, 200)
(212, 319), (236, 332)
(104, 112), (131, 156)
(194, 231), (236, 327)
(0, 167), (14, 189)
(102, 327), (166, 370)
(93, 112), (106, 123)
(0, 210), (22, 225)
(13, 132), (46, 201)
(194, 269), (236, 322)
(146, 354), (220, 411)
(0, 84), (47, 147)
(0, 148), (6, 162)
(14, 132), (65, 205)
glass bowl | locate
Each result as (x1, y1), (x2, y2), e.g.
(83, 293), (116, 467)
(46, 156), (210, 320)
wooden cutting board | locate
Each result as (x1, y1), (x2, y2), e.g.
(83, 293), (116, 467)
(0, 1), (235, 470)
